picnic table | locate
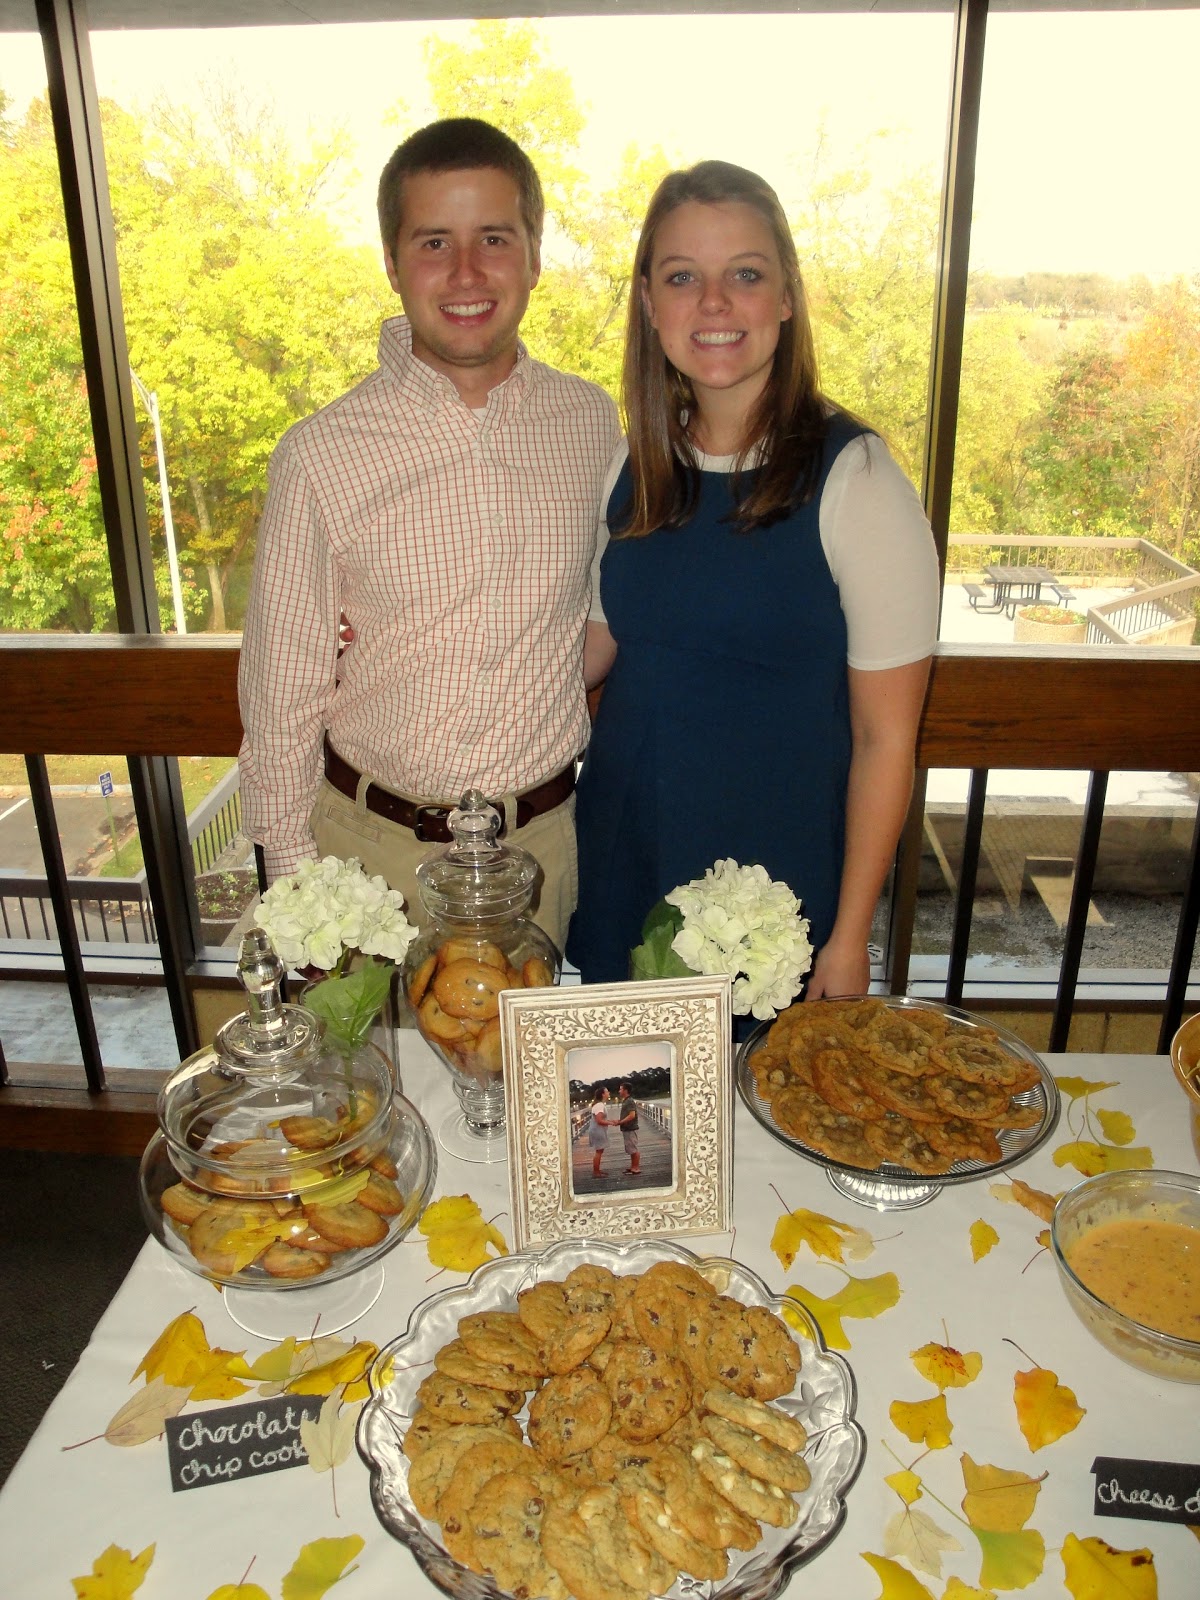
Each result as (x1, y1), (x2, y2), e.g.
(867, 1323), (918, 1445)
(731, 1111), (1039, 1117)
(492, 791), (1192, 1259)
(967, 565), (1071, 619)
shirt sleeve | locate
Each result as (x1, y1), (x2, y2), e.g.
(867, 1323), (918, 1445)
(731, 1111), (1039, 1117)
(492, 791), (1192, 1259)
(237, 438), (342, 880)
(819, 433), (941, 670)
(588, 440), (631, 625)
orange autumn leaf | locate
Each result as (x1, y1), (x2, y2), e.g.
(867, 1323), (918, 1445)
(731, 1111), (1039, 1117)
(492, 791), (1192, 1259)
(960, 1454), (1045, 1532)
(891, 1395), (953, 1449)
(1014, 1367), (1086, 1451)
(969, 1220), (999, 1261)
(1009, 1179), (1056, 1223)
(861, 1552), (937, 1600)
(911, 1341), (982, 1390)
(1061, 1533), (1157, 1600)
(71, 1543), (155, 1599)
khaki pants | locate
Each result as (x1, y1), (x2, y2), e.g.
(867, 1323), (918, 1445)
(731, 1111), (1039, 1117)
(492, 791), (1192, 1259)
(310, 780), (578, 954)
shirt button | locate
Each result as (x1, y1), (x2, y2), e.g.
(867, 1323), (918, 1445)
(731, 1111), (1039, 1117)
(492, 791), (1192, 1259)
(492, 513), (503, 527)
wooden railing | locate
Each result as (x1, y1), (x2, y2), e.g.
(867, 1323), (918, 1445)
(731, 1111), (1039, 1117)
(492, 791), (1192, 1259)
(2, 634), (1199, 1152)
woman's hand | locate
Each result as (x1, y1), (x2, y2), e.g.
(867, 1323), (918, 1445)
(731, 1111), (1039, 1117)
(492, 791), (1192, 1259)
(805, 937), (870, 1001)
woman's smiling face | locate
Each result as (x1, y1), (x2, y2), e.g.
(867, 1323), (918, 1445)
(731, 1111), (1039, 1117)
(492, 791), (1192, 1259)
(641, 198), (792, 427)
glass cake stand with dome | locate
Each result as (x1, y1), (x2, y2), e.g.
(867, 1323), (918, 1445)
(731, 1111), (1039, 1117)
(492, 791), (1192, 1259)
(139, 930), (436, 1338)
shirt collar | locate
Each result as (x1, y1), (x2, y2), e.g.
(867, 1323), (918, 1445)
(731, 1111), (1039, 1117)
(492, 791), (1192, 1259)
(378, 314), (535, 412)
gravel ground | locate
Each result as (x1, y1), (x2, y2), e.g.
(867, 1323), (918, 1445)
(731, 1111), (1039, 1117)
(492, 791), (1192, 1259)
(910, 890), (1193, 971)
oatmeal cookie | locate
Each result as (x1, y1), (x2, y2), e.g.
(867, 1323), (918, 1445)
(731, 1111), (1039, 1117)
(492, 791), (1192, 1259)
(864, 1114), (954, 1175)
(620, 1484), (729, 1582)
(859, 1065), (944, 1123)
(810, 1047), (889, 1122)
(924, 1115), (1004, 1165)
(862, 1010), (941, 1077)
(925, 1071), (1013, 1122)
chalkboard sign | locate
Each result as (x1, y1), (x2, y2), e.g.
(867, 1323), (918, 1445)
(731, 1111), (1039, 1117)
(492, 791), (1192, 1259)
(1091, 1456), (1200, 1525)
(165, 1395), (324, 1492)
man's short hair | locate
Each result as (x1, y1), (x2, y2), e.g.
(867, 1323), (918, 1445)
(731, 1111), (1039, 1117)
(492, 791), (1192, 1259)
(377, 118), (544, 255)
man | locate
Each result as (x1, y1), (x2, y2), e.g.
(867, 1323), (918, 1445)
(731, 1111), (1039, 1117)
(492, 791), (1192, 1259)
(615, 1082), (641, 1176)
(238, 119), (620, 947)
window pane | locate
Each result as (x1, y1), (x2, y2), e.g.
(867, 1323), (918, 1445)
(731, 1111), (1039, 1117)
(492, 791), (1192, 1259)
(0, 31), (115, 634)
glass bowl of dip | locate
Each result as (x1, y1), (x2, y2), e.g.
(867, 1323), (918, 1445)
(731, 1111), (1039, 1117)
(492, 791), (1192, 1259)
(1170, 1011), (1200, 1163)
(1050, 1169), (1200, 1383)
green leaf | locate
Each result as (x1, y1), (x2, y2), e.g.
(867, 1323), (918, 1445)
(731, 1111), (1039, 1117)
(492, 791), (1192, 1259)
(630, 900), (692, 981)
(304, 960), (392, 1050)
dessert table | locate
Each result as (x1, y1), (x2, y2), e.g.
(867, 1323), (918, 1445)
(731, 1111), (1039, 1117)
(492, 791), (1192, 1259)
(1, 1039), (1196, 1599)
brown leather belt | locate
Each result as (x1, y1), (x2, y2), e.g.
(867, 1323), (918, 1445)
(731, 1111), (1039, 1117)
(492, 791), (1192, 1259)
(322, 738), (575, 844)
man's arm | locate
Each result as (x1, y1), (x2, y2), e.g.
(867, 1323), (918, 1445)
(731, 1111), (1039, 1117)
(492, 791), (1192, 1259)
(806, 657), (931, 1000)
(238, 444), (341, 882)
(583, 621), (618, 691)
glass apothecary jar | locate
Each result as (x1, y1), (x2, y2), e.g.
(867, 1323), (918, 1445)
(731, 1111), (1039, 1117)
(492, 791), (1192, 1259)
(138, 930), (436, 1335)
(402, 789), (560, 1162)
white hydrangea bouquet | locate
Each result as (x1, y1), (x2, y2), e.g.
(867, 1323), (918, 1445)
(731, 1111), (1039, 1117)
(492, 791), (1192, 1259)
(252, 855), (418, 1050)
(630, 859), (813, 1020)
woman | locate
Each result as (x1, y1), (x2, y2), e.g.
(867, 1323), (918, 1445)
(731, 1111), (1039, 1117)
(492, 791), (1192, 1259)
(588, 1087), (613, 1177)
(567, 161), (939, 1001)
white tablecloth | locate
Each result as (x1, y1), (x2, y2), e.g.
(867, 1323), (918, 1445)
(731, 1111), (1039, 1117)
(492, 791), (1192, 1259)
(1, 1042), (1196, 1598)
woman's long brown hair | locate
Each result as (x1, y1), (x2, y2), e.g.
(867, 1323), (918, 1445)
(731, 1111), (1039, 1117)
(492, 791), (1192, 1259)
(618, 160), (830, 538)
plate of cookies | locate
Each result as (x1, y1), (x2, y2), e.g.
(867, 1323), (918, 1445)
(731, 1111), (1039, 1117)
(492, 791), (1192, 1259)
(737, 996), (1060, 1209)
(357, 1236), (865, 1600)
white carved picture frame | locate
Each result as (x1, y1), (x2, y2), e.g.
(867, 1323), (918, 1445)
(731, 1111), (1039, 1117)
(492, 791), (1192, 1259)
(500, 976), (733, 1250)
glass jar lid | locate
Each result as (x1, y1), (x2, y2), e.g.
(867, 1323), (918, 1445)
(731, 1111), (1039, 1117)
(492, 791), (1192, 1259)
(415, 788), (540, 926)
(156, 930), (396, 1184)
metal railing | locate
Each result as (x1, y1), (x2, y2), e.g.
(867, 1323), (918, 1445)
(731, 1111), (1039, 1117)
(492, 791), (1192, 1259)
(1087, 575), (1200, 645)
(0, 873), (155, 944)
(187, 767), (243, 873)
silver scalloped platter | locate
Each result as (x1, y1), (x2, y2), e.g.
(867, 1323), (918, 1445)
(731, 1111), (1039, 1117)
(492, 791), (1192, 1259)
(357, 1236), (865, 1600)
(736, 996), (1061, 1210)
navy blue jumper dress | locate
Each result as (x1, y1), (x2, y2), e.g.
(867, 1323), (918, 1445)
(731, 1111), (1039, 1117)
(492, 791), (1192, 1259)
(567, 413), (869, 986)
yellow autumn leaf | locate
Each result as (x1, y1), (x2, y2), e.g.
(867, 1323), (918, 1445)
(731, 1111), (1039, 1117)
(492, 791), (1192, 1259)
(1013, 1367), (1086, 1451)
(862, 1552), (937, 1600)
(205, 1586), (271, 1600)
(970, 1220), (999, 1261)
(1054, 1076), (1118, 1101)
(287, 1341), (378, 1397)
(132, 1310), (217, 1388)
(1061, 1533), (1157, 1600)
(883, 1506), (962, 1577)
(280, 1534), (365, 1600)
(891, 1395), (953, 1449)
(960, 1455), (1045, 1532)
(419, 1193), (509, 1272)
(71, 1543), (155, 1599)
(1053, 1141), (1155, 1177)
(942, 1580), (997, 1599)
(1035, 1229), (1051, 1249)
(783, 1271), (901, 1350)
(187, 1347), (250, 1402)
(771, 1205), (874, 1268)
(972, 1527), (1047, 1591)
(885, 1468), (924, 1506)
(104, 1375), (190, 1446)
(1094, 1108), (1136, 1146)
(300, 1168), (371, 1208)
(225, 1336), (300, 1383)
(912, 1341), (983, 1390)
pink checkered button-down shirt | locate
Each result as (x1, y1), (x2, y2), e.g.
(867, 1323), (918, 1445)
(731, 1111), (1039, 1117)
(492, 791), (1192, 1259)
(238, 316), (620, 879)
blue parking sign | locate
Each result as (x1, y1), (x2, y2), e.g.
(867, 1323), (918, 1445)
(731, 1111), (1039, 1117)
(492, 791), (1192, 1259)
(99, 771), (114, 797)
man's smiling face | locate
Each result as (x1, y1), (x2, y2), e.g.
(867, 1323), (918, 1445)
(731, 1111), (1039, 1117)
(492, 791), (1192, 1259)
(384, 166), (540, 401)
